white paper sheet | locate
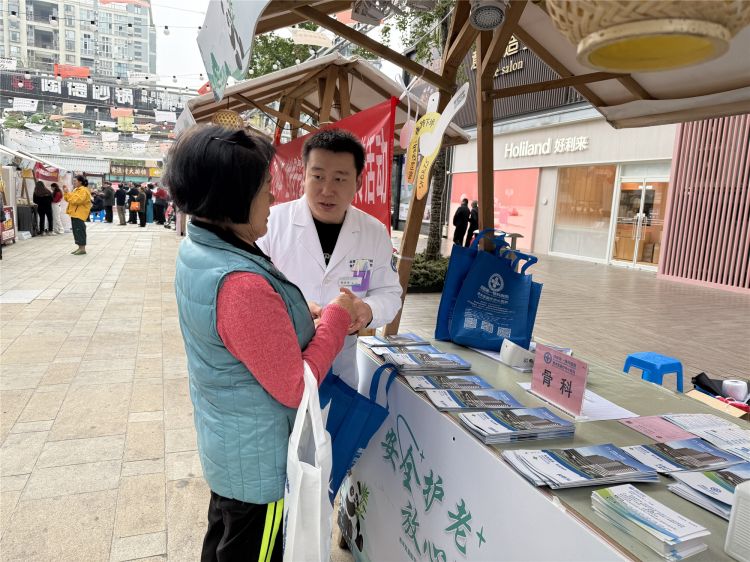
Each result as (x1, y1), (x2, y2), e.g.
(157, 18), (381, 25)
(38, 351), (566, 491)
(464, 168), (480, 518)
(519, 382), (638, 421)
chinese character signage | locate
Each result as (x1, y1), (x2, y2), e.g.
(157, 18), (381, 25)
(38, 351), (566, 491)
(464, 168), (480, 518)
(504, 136), (589, 159)
(531, 343), (588, 416)
(110, 164), (151, 177)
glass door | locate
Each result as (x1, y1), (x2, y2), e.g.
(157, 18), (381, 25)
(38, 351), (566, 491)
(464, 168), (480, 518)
(610, 179), (668, 269)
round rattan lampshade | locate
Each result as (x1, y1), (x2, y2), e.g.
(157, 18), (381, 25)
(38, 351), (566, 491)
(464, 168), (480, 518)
(211, 109), (245, 129)
(545, 0), (750, 72)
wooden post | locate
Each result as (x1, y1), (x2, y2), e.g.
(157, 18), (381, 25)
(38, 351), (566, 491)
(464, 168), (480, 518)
(476, 31), (494, 249)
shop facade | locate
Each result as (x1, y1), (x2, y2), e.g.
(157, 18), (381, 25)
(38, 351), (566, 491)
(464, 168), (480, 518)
(450, 107), (678, 271)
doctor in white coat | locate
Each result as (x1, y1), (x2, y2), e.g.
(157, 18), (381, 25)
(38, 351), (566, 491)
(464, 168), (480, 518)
(257, 129), (402, 388)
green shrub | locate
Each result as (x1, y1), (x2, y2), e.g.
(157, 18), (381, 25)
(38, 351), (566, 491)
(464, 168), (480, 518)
(408, 252), (449, 293)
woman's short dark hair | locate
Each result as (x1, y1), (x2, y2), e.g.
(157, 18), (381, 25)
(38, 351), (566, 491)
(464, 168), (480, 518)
(164, 125), (274, 224)
(302, 129), (365, 177)
(75, 175), (88, 187)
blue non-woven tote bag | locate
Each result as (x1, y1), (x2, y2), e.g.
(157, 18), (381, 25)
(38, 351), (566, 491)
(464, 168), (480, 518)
(497, 249), (543, 350)
(449, 249), (536, 350)
(318, 363), (397, 504)
(435, 229), (508, 341)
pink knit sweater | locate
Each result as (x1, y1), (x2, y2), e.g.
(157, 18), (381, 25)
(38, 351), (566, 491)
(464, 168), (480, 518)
(217, 271), (350, 408)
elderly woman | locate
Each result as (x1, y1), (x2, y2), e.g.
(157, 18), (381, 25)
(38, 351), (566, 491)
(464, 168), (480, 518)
(167, 125), (356, 562)
(63, 175), (92, 255)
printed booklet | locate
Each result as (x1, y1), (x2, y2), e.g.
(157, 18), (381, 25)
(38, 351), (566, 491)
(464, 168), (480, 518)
(382, 351), (471, 373)
(405, 374), (493, 392)
(592, 484), (709, 561)
(502, 443), (659, 488)
(669, 462), (750, 520)
(369, 344), (441, 357)
(423, 389), (523, 412)
(359, 333), (431, 347)
(460, 407), (575, 444)
(623, 437), (744, 473)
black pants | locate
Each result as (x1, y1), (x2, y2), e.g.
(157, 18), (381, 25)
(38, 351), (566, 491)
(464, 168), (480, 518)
(38, 204), (53, 233)
(139, 211), (146, 227)
(202, 491), (283, 562)
(154, 204), (166, 224)
(129, 207), (139, 223)
(105, 205), (113, 223)
(71, 217), (86, 246)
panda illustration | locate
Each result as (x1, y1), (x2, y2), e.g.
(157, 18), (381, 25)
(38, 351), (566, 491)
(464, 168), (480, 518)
(339, 481), (365, 552)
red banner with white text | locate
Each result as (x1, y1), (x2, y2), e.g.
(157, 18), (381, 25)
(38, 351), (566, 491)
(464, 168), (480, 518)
(270, 98), (396, 231)
(34, 162), (59, 182)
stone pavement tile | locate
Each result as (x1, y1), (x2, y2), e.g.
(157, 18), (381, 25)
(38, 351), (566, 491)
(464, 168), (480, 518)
(165, 451), (203, 481)
(40, 359), (80, 385)
(0, 490), (21, 540)
(121, 458), (164, 477)
(135, 355), (163, 378)
(36, 383), (70, 393)
(22, 459), (121, 500)
(1, 489), (117, 561)
(130, 381), (163, 412)
(0, 389), (33, 443)
(124, 421), (164, 462)
(55, 336), (92, 358)
(48, 383), (130, 442)
(164, 408), (194, 431)
(166, 478), (209, 561)
(72, 369), (135, 386)
(114, 473), (166, 538)
(79, 358), (136, 372)
(1, 474), (29, 492)
(129, 411), (163, 423)
(17, 389), (67, 422)
(37, 435), (125, 468)
(2, 342), (62, 363)
(10, 419), (55, 433)
(163, 358), (188, 379)
(110, 532), (167, 562)
(0, 373), (44, 391)
(0, 432), (47, 476)
(165, 427), (197, 453)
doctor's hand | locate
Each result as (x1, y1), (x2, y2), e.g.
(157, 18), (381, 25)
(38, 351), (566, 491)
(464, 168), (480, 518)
(339, 288), (373, 334)
(308, 301), (322, 327)
(330, 290), (358, 325)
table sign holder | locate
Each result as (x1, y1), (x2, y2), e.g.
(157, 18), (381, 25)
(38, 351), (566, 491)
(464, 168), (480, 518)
(529, 343), (589, 417)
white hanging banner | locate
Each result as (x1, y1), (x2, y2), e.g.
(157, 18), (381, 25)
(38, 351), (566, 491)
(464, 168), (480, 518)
(24, 123), (46, 132)
(12, 98), (39, 112)
(62, 102), (87, 115)
(102, 142), (119, 153)
(101, 132), (120, 142)
(0, 57), (18, 70)
(132, 133), (151, 142)
(131, 143), (147, 153)
(290, 28), (333, 48)
(96, 120), (118, 128)
(154, 110), (177, 123)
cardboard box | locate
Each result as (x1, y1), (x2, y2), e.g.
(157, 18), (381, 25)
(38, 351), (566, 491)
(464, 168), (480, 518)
(686, 389), (750, 422)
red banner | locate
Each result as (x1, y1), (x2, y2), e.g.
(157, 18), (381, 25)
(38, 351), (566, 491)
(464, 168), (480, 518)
(34, 162), (59, 182)
(270, 98), (397, 230)
(54, 64), (90, 79)
(197, 81), (212, 96)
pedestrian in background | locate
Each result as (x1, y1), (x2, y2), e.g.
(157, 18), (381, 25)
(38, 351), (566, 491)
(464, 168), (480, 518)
(153, 184), (169, 224)
(145, 183), (154, 223)
(51, 183), (65, 234)
(452, 198), (470, 245)
(115, 183), (128, 225)
(101, 181), (115, 223)
(64, 175), (91, 255)
(465, 200), (479, 247)
(33, 180), (53, 236)
(136, 186), (147, 227)
(127, 183), (140, 224)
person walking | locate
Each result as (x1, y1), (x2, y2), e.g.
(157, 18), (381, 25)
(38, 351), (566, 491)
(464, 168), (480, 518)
(115, 183), (128, 225)
(63, 175), (92, 255)
(32, 181), (53, 236)
(136, 186), (147, 227)
(101, 182), (115, 223)
(452, 198), (470, 245)
(50, 183), (65, 234)
(153, 184), (169, 224)
(168, 124), (357, 561)
(127, 183), (140, 224)
(145, 183), (154, 223)
(465, 200), (479, 247)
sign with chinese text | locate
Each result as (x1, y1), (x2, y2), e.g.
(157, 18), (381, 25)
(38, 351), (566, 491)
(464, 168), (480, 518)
(110, 164), (151, 177)
(531, 343), (588, 416)
(504, 136), (589, 159)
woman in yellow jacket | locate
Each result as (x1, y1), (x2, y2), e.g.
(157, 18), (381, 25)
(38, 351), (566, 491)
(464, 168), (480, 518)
(64, 175), (92, 255)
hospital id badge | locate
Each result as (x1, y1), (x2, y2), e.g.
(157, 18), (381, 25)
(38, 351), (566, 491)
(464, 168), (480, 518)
(339, 258), (371, 292)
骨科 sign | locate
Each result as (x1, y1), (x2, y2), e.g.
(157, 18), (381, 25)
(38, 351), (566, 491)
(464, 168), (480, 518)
(504, 136), (589, 159)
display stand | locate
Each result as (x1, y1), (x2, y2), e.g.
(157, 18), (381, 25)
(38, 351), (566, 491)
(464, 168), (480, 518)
(339, 342), (741, 562)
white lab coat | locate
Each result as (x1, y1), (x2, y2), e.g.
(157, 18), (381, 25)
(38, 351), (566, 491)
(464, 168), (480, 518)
(257, 196), (402, 388)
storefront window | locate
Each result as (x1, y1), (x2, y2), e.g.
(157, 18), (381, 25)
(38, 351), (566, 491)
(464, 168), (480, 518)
(551, 165), (615, 259)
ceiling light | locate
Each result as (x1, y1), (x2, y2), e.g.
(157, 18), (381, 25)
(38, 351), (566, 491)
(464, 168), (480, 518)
(470, 0), (507, 31)
(163, 26), (170, 36)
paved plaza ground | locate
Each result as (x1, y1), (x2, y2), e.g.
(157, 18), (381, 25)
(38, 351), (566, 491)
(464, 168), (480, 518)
(0, 222), (748, 561)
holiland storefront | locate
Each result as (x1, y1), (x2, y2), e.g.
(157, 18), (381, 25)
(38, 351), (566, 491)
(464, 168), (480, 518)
(449, 106), (677, 271)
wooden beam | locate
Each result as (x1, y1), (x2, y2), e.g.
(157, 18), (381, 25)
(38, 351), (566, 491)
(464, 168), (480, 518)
(480, 0), (527, 78)
(318, 66), (338, 122)
(256, 0), (351, 34)
(617, 75), (654, 101)
(289, 98), (302, 139)
(234, 93), (318, 133)
(513, 27), (605, 107)
(338, 68), (351, 118)
(486, 72), (624, 100)
(476, 31), (495, 251)
(291, 5), (455, 93)
(283, 66), (331, 99)
(443, 14), (479, 74)
(349, 69), (411, 115)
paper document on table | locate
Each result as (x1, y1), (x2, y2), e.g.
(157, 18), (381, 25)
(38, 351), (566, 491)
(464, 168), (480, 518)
(620, 416), (696, 442)
(662, 413), (739, 432)
(519, 382), (637, 421)
(691, 427), (750, 461)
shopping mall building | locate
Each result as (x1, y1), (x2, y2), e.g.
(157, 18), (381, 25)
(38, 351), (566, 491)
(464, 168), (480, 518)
(414, 41), (749, 293)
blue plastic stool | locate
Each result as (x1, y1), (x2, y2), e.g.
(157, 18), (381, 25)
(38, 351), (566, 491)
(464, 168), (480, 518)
(623, 352), (683, 392)
(91, 210), (105, 222)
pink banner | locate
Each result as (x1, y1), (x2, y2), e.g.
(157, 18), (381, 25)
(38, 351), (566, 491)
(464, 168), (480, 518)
(270, 98), (396, 230)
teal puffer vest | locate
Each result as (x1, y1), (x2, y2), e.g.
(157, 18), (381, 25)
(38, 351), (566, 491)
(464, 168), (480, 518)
(175, 223), (315, 504)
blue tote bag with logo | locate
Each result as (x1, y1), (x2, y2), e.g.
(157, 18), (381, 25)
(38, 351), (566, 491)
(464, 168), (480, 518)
(318, 363), (398, 504)
(449, 249), (540, 350)
(435, 229), (509, 341)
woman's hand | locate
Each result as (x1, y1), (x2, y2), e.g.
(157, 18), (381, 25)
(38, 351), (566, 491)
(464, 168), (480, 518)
(330, 289), (358, 324)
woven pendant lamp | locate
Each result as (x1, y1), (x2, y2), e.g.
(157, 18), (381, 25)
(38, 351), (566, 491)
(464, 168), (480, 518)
(545, 0), (750, 72)
(211, 109), (244, 129)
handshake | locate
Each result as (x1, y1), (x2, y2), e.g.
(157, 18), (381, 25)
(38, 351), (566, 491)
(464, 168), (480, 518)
(308, 288), (372, 335)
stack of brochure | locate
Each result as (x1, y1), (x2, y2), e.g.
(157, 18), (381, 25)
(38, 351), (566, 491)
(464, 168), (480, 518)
(460, 407), (574, 444)
(668, 462), (750, 520)
(359, 333), (431, 348)
(405, 374), (493, 392)
(502, 444), (660, 488)
(592, 484), (710, 560)
(623, 437), (745, 473)
(381, 350), (471, 374)
(424, 389), (522, 412)
(369, 343), (441, 357)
